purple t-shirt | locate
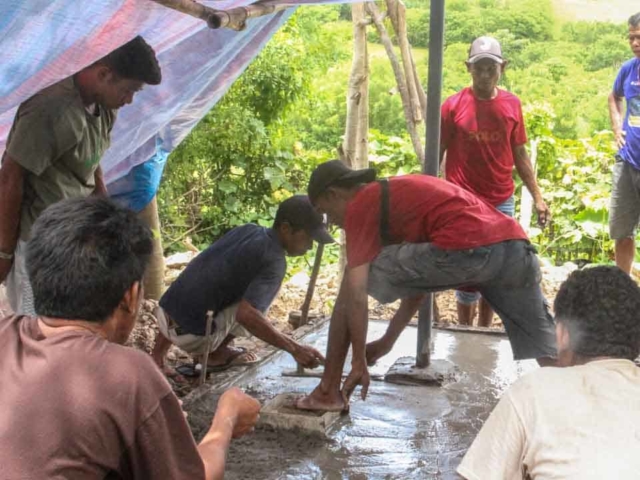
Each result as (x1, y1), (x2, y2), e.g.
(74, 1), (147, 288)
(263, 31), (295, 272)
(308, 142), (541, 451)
(614, 57), (640, 169)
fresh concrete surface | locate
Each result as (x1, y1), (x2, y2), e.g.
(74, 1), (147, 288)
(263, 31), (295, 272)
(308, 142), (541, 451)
(184, 320), (537, 479)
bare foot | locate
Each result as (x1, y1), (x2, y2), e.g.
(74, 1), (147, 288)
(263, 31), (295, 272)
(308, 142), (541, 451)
(295, 386), (345, 412)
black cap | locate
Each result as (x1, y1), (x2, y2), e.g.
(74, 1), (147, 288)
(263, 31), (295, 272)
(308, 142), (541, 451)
(274, 195), (335, 244)
(307, 160), (377, 204)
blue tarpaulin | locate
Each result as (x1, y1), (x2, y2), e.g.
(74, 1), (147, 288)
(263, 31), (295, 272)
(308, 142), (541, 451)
(0, 0), (356, 211)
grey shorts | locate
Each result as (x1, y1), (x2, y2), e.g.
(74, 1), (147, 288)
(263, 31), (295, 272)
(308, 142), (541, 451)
(368, 240), (556, 360)
(456, 195), (515, 305)
(610, 158), (640, 240)
(155, 304), (250, 355)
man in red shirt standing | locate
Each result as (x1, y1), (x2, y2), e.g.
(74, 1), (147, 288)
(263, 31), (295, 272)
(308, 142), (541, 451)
(441, 36), (550, 327)
(295, 161), (556, 412)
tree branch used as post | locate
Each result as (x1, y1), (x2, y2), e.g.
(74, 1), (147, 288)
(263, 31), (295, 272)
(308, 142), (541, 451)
(149, 0), (290, 30)
(340, 2), (370, 169)
(385, 0), (423, 124)
(366, 2), (425, 165)
(295, 243), (325, 375)
(339, 3), (370, 272)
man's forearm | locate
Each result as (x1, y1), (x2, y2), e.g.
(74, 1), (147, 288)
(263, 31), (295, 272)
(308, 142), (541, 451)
(346, 294), (369, 363)
(197, 409), (235, 480)
(514, 146), (543, 202)
(235, 302), (297, 354)
(0, 160), (24, 254)
(93, 165), (108, 196)
(383, 295), (425, 343)
(608, 94), (624, 133)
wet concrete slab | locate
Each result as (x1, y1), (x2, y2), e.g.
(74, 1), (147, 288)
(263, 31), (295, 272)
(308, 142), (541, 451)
(184, 320), (537, 479)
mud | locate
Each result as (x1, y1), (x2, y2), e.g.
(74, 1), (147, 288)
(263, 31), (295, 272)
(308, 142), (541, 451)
(184, 320), (537, 479)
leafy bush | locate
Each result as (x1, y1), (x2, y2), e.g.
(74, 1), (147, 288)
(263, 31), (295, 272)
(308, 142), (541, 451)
(582, 33), (631, 72)
(158, 1), (634, 266)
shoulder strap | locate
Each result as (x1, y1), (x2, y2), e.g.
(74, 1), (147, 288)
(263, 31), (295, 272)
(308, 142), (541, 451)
(379, 178), (392, 247)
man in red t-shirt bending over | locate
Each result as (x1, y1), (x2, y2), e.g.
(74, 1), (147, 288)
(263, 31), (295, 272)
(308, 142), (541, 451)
(296, 160), (556, 412)
(441, 36), (550, 328)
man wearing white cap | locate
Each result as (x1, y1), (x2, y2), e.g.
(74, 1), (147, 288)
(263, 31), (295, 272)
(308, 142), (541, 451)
(440, 36), (550, 328)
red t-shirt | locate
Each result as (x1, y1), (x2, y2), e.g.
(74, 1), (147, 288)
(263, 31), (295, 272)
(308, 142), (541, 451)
(441, 87), (527, 206)
(344, 175), (528, 268)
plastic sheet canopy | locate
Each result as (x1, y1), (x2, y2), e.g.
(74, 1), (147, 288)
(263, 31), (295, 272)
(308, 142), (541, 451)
(0, 0), (358, 211)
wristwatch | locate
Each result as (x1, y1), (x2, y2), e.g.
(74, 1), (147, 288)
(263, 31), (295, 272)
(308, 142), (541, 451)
(0, 250), (14, 261)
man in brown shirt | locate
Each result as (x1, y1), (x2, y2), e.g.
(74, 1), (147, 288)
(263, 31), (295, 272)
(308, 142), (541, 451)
(0, 197), (260, 480)
(0, 36), (162, 316)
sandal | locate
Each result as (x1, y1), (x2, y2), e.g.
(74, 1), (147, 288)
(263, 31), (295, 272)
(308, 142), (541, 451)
(205, 347), (260, 372)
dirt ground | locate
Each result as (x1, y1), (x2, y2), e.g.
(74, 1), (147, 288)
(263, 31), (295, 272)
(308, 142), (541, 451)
(125, 251), (575, 396)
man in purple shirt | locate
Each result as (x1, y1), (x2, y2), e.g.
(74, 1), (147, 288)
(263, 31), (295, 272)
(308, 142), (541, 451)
(609, 12), (640, 273)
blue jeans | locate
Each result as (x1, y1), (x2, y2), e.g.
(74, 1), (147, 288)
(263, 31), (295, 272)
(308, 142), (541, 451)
(456, 196), (515, 305)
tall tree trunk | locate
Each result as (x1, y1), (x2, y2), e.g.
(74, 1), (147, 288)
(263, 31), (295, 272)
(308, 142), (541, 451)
(339, 2), (370, 272)
(385, 0), (422, 123)
(340, 2), (369, 169)
(385, 0), (426, 116)
(366, 2), (425, 165)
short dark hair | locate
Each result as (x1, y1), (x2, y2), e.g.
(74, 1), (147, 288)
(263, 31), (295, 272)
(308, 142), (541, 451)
(98, 36), (162, 85)
(629, 12), (640, 28)
(27, 197), (153, 323)
(554, 266), (640, 360)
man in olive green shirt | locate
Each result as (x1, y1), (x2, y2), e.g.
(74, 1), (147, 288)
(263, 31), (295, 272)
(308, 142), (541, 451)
(0, 36), (162, 315)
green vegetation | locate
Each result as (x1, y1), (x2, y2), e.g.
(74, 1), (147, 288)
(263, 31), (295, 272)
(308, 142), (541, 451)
(158, 0), (633, 267)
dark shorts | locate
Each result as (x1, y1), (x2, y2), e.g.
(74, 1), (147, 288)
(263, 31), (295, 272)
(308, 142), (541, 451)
(368, 240), (556, 361)
(609, 157), (640, 240)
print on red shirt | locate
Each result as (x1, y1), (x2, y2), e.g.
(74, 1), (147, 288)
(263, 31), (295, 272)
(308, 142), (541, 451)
(441, 87), (527, 206)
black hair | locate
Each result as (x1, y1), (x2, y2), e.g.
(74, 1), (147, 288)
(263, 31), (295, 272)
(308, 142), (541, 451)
(554, 266), (640, 360)
(98, 36), (162, 85)
(630, 12), (640, 28)
(27, 197), (153, 323)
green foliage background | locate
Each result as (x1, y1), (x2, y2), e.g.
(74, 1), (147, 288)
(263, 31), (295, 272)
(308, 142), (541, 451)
(158, 0), (633, 268)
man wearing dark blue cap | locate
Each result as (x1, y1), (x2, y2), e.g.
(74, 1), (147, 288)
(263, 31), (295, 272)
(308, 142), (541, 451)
(152, 195), (332, 377)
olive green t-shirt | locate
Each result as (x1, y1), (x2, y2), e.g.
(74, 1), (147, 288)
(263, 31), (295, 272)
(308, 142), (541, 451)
(6, 77), (116, 240)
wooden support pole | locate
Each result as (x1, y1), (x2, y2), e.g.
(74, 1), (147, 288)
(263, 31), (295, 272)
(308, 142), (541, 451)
(340, 2), (370, 168)
(299, 244), (325, 327)
(150, 0), (218, 27)
(150, 0), (290, 30)
(296, 243), (325, 374)
(385, 0), (422, 124)
(200, 310), (215, 385)
(366, 2), (425, 165)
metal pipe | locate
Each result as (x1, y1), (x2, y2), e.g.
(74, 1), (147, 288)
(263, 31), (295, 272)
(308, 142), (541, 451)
(416, 0), (445, 369)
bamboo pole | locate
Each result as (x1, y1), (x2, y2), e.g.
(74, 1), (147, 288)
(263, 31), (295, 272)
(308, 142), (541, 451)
(385, 0), (422, 123)
(366, 2), (425, 165)
(340, 2), (370, 168)
(355, 40), (370, 166)
(296, 243), (325, 374)
(150, 0), (290, 30)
